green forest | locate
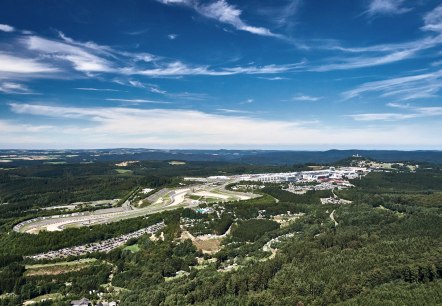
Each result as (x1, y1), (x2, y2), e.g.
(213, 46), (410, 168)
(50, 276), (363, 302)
(1, 161), (442, 305)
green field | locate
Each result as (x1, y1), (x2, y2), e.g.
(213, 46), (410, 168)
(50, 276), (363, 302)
(115, 169), (133, 174)
(123, 244), (140, 253)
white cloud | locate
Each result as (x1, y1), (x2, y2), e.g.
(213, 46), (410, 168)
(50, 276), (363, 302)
(293, 95), (321, 102)
(311, 11), (442, 71)
(272, 0), (301, 28)
(75, 87), (120, 92)
(124, 28), (149, 36)
(128, 80), (146, 88)
(168, 91), (209, 100)
(149, 86), (168, 94)
(422, 4), (442, 33)
(1, 29), (303, 81)
(131, 53), (157, 63)
(221, 62), (304, 74)
(17, 33), (156, 76)
(198, 0), (283, 38)
(25, 36), (114, 73)
(216, 108), (255, 114)
(0, 82), (33, 94)
(324, 35), (442, 53)
(257, 76), (288, 81)
(312, 49), (417, 71)
(115, 80), (208, 100)
(347, 102), (442, 121)
(386, 102), (410, 109)
(168, 34), (178, 40)
(105, 98), (171, 104)
(6, 103), (442, 149)
(123, 61), (304, 76)
(0, 53), (58, 75)
(342, 70), (442, 100)
(158, 0), (192, 4)
(121, 61), (207, 76)
(365, 0), (411, 17)
(0, 24), (14, 32)
(157, 0), (282, 38)
(347, 113), (417, 121)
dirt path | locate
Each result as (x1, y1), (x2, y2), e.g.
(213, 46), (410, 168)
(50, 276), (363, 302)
(330, 210), (338, 226)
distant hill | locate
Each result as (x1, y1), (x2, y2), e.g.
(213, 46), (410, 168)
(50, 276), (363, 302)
(238, 150), (442, 165)
(1, 149), (442, 165)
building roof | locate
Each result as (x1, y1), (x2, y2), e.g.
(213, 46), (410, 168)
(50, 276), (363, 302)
(70, 297), (91, 306)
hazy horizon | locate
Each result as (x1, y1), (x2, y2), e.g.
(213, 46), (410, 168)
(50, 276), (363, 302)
(1, 147), (442, 152)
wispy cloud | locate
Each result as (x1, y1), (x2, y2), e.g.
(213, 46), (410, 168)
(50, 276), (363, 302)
(275, 0), (301, 28)
(75, 87), (120, 92)
(325, 34), (442, 54)
(0, 82), (34, 94)
(25, 35), (114, 73)
(157, 0), (283, 38)
(113, 80), (209, 101)
(342, 70), (442, 100)
(216, 108), (256, 114)
(122, 60), (305, 76)
(124, 28), (149, 36)
(167, 91), (209, 100)
(0, 53), (58, 75)
(293, 95), (321, 102)
(422, 4), (442, 33)
(168, 34), (178, 40)
(149, 85), (168, 94)
(365, 0), (411, 17)
(4, 31), (157, 78)
(310, 6), (442, 71)
(347, 113), (417, 121)
(0, 24), (14, 32)
(257, 76), (289, 81)
(241, 98), (254, 104)
(2, 29), (304, 80)
(311, 49), (418, 71)
(105, 98), (171, 104)
(347, 102), (442, 121)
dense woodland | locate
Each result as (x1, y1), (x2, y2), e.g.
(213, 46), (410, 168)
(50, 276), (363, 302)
(1, 161), (442, 305)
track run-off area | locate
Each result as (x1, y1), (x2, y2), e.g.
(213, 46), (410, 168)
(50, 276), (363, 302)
(14, 176), (259, 234)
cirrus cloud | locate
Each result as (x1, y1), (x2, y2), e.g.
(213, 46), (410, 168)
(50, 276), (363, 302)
(157, 0), (283, 38)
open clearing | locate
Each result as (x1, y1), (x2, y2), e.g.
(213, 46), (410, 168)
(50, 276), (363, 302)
(115, 169), (133, 174)
(192, 239), (222, 254)
(25, 259), (97, 276)
(124, 244), (140, 252)
(169, 161), (186, 165)
(23, 293), (62, 305)
(181, 231), (223, 254)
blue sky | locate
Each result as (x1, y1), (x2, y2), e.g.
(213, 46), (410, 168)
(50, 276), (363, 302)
(1, 0), (442, 149)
